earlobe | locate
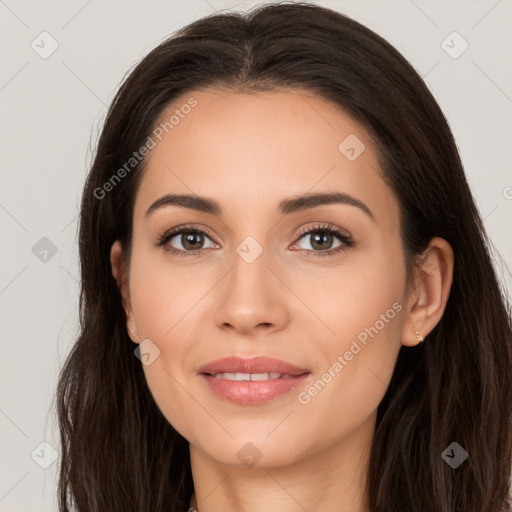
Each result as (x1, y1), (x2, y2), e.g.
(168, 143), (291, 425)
(401, 237), (454, 347)
(110, 240), (139, 342)
(110, 240), (128, 300)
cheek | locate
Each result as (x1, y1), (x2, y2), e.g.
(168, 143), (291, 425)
(126, 246), (225, 418)
(128, 246), (202, 338)
(296, 245), (405, 415)
(126, 251), (201, 437)
(293, 241), (405, 346)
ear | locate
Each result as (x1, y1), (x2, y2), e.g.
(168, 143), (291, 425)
(110, 240), (139, 343)
(401, 237), (454, 347)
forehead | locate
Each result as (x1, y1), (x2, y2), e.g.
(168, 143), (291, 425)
(133, 88), (400, 229)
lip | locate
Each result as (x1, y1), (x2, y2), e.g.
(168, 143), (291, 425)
(197, 356), (310, 376)
(197, 356), (312, 405)
(199, 373), (312, 405)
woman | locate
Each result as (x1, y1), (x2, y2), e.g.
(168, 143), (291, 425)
(55, 2), (512, 511)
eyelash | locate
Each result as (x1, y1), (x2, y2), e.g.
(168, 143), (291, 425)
(154, 222), (354, 259)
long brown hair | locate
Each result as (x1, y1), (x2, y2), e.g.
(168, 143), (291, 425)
(55, 2), (512, 510)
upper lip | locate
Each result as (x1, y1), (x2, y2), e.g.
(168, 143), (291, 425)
(198, 356), (310, 376)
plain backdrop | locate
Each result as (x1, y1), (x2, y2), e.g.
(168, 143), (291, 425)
(1, 0), (511, 510)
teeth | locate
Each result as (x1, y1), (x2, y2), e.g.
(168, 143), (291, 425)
(212, 372), (286, 381)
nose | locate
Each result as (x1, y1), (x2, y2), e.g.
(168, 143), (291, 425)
(213, 246), (289, 336)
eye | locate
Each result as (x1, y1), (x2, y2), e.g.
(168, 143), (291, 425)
(291, 222), (354, 258)
(155, 224), (218, 257)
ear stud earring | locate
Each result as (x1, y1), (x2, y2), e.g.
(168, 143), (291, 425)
(128, 328), (138, 343)
(415, 331), (424, 344)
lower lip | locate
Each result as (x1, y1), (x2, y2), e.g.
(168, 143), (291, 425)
(200, 373), (311, 405)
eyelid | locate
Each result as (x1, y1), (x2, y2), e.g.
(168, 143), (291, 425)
(294, 222), (352, 240)
(159, 223), (218, 242)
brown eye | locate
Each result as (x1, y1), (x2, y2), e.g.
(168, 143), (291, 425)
(165, 229), (216, 252)
(291, 223), (354, 258)
(299, 230), (340, 251)
(178, 231), (206, 251)
(155, 225), (218, 257)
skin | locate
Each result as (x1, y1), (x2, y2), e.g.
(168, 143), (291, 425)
(110, 88), (454, 512)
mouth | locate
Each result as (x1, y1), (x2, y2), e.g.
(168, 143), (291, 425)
(197, 356), (312, 405)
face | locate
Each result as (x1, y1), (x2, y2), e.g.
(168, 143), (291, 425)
(112, 87), (414, 468)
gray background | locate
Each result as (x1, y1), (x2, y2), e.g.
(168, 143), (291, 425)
(1, 0), (511, 510)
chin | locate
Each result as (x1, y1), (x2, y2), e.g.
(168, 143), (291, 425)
(189, 431), (309, 469)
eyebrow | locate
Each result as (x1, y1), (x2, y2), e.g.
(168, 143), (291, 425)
(144, 191), (375, 222)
